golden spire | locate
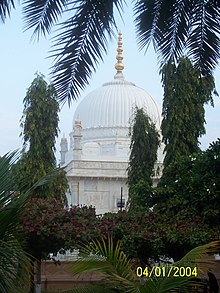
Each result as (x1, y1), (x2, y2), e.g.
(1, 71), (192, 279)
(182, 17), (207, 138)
(115, 31), (124, 78)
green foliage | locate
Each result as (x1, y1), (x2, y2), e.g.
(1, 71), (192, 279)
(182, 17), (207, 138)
(58, 140), (220, 264)
(0, 152), (69, 293)
(158, 138), (220, 226)
(129, 179), (153, 211)
(98, 211), (164, 261)
(15, 73), (68, 203)
(64, 237), (220, 293)
(21, 74), (59, 166)
(136, 138), (220, 260)
(101, 139), (220, 260)
(22, 199), (99, 258)
(0, 153), (30, 292)
(98, 209), (219, 262)
(128, 107), (159, 186)
(66, 237), (138, 293)
(127, 107), (159, 211)
(161, 57), (217, 168)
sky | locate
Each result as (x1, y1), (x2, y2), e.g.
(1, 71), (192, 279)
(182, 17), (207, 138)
(0, 4), (219, 163)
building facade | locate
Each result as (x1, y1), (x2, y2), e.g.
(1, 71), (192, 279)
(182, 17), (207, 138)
(60, 33), (164, 215)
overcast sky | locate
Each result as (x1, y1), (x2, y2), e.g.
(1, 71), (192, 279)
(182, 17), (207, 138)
(1, 4), (219, 163)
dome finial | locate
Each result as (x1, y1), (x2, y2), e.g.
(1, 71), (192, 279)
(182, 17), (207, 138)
(114, 31), (124, 79)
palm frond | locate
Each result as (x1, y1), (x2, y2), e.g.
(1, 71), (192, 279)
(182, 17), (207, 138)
(187, 0), (220, 76)
(176, 240), (220, 274)
(146, 240), (220, 292)
(66, 237), (220, 293)
(0, 239), (31, 293)
(67, 237), (140, 292)
(0, 151), (18, 207)
(0, 0), (15, 23)
(0, 152), (63, 292)
(142, 275), (196, 293)
(134, 0), (164, 52)
(50, 0), (124, 105)
(135, 0), (192, 60)
(158, 0), (192, 63)
(0, 152), (32, 292)
(134, 0), (220, 75)
(22, 0), (69, 40)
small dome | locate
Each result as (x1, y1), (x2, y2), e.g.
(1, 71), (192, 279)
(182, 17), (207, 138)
(73, 77), (161, 130)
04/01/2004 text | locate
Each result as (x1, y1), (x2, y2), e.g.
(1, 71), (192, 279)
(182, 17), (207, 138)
(136, 266), (198, 278)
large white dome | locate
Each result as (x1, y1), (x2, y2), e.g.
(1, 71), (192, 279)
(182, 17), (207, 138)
(66, 32), (164, 164)
(72, 31), (161, 147)
(73, 75), (161, 131)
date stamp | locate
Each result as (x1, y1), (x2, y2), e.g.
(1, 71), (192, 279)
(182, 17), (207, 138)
(136, 266), (198, 278)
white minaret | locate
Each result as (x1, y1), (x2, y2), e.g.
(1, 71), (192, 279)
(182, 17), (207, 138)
(73, 118), (82, 160)
(60, 134), (68, 165)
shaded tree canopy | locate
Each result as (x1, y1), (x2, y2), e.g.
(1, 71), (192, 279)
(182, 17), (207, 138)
(21, 73), (59, 168)
(161, 57), (217, 168)
(99, 139), (220, 262)
(127, 107), (159, 210)
(22, 199), (99, 258)
(14, 73), (68, 202)
(157, 138), (220, 226)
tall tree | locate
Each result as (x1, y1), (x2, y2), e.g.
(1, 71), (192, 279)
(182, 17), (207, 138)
(15, 74), (68, 292)
(127, 107), (159, 210)
(161, 57), (217, 168)
(1, 0), (219, 103)
(15, 73), (67, 201)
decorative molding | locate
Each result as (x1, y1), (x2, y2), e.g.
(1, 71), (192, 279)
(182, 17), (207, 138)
(82, 127), (130, 141)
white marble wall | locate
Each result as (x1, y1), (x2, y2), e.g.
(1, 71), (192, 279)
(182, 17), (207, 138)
(68, 176), (128, 215)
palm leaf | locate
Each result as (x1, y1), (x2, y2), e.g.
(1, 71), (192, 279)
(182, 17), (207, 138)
(187, 0), (220, 76)
(0, 152), (64, 292)
(23, 0), (69, 40)
(176, 240), (220, 274)
(143, 240), (220, 292)
(0, 239), (31, 293)
(66, 237), (140, 293)
(50, 0), (124, 104)
(134, 0), (191, 57)
(0, 0), (15, 23)
(22, 0), (124, 104)
(0, 151), (18, 206)
(66, 237), (220, 292)
(134, 0), (220, 76)
(0, 152), (32, 292)
(141, 276), (195, 292)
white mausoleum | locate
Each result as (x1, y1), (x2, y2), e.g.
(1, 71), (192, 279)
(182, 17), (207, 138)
(60, 33), (164, 215)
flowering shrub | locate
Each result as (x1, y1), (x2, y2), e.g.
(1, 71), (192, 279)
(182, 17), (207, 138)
(22, 198), (99, 258)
